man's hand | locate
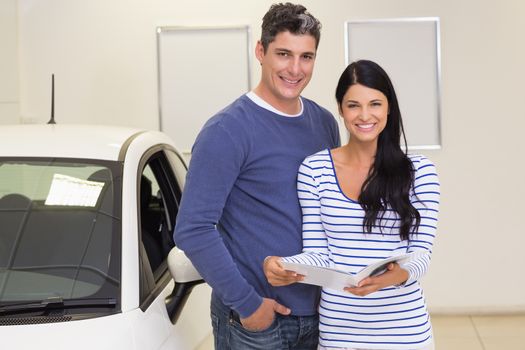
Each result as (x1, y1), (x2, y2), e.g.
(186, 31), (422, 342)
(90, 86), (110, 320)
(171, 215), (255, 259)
(240, 298), (290, 331)
(263, 256), (304, 286)
(344, 263), (409, 296)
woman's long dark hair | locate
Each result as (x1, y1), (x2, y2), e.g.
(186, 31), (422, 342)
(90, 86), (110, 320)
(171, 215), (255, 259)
(335, 60), (420, 240)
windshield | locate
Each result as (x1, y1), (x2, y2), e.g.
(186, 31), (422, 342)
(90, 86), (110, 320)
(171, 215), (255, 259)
(0, 158), (121, 309)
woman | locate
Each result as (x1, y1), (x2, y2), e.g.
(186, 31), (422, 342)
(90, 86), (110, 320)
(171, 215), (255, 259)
(264, 60), (439, 350)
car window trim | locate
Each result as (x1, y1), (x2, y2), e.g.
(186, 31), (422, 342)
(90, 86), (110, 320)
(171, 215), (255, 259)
(118, 131), (147, 162)
(137, 145), (183, 308)
(139, 267), (172, 312)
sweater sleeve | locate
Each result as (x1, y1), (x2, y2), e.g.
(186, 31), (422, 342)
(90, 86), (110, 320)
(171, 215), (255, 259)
(402, 155), (440, 285)
(174, 121), (262, 318)
(282, 157), (331, 267)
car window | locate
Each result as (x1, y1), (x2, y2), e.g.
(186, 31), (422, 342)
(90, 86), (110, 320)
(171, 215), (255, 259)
(165, 150), (187, 190)
(139, 163), (169, 274)
(138, 150), (184, 304)
(0, 158), (122, 308)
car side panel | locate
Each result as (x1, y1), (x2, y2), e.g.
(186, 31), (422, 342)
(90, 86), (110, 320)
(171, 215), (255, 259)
(158, 282), (213, 350)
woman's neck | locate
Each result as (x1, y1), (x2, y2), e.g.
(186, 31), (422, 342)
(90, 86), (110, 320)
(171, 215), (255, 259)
(341, 140), (377, 168)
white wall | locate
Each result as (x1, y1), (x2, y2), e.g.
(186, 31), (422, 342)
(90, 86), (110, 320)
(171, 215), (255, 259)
(0, 0), (19, 124)
(13, 0), (525, 313)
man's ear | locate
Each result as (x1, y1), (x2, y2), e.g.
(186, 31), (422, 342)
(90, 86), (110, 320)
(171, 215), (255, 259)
(255, 40), (265, 64)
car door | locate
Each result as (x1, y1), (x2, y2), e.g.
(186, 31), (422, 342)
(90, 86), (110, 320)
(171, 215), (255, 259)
(133, 147), (211, 350)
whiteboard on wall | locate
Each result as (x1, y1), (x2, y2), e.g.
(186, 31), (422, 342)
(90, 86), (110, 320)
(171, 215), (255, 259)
(157, 26), (252, 155)
(345, 18), (442, 149)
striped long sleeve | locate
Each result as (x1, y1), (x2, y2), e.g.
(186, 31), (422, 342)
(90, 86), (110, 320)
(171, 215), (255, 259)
(282, 158), (331, 267)
(402, 155), (440, 285)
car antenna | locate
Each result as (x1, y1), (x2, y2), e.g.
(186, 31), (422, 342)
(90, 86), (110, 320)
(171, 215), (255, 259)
(47, 74), (56, 124)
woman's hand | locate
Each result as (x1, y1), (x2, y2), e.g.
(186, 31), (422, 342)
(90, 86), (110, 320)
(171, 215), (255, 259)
(344, 263), (409, 296)
(263, 256), (304, 286)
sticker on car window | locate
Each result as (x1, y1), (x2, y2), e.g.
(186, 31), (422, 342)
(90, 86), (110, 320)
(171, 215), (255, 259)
(45, 173), (105, 207)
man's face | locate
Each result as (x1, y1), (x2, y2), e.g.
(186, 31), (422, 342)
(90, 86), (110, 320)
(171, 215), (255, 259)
(255, 31), (317, 112)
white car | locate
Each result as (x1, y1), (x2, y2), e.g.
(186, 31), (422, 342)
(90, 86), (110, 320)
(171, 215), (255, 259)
(0, 124), (211, 349)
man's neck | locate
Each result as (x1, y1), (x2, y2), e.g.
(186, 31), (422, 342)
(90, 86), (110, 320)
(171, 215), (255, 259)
(252, 85), (302, 115)
(246, 91), (303, 117)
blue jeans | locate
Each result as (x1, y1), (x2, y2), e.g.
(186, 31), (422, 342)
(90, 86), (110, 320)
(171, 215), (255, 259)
(211, 295), (319, 350)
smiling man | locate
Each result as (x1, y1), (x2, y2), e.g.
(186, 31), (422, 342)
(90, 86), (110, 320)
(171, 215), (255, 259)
(174, 3), (339, 349)
(254, 30), (316, 114)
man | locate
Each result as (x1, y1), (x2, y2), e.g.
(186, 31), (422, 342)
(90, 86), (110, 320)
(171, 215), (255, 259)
(174, 3), (340, 349)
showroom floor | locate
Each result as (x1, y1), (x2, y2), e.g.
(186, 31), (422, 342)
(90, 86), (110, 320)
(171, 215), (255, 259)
(431, 314), (525, 349)
(196, 314), (525, 350)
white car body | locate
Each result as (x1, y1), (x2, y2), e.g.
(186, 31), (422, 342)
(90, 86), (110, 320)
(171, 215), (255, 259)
(0, 124), (211, 349)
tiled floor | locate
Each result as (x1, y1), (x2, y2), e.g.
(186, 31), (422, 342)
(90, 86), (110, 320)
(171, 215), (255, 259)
(432, 314), (525, 350)
(197, 314), (525, 349)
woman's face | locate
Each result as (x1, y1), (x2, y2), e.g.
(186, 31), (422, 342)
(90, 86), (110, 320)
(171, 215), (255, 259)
(339, 83), (389, 145)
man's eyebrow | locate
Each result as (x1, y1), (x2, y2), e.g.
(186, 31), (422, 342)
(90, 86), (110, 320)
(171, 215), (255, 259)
(273, 48), (316, 56)
(273, 48), (292, 53)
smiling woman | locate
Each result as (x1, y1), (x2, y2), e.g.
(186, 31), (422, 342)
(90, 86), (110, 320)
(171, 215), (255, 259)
(264, 60), (439, 350)
(338, 84), (388, 146)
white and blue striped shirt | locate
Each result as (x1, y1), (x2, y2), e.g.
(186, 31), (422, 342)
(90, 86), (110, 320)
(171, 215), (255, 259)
(282, 149), (440, 349)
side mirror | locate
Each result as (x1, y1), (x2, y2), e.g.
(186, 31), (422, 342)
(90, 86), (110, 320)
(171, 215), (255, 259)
(165, 247), (204, 324)
(167, 247), (202, 283)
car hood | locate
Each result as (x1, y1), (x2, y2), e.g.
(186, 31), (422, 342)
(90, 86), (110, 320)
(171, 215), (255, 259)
(0, 311), (135, 350)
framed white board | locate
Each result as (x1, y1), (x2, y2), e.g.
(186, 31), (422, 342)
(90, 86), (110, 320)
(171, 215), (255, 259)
(157, 26), (252, 155)
(345, 18), (442, 149)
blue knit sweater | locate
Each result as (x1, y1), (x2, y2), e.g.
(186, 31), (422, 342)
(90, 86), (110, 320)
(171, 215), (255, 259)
(174, 94), (340, 318)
